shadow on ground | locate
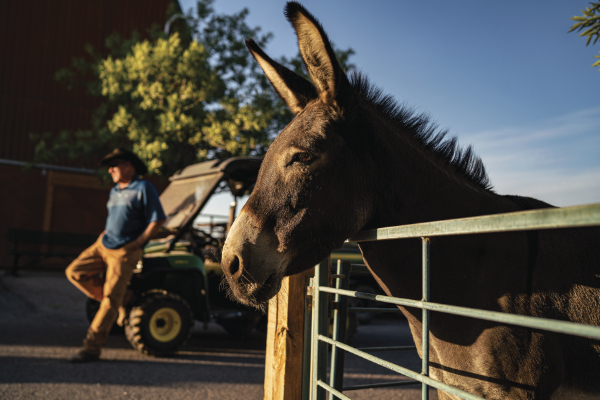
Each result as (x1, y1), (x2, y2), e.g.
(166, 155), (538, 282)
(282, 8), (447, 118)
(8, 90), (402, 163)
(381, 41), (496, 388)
(0, 270), (437, 400)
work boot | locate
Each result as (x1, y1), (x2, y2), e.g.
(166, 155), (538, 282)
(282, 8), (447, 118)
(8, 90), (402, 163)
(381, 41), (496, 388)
(68, 349), (100, 363)
(74, 327), (107, 362)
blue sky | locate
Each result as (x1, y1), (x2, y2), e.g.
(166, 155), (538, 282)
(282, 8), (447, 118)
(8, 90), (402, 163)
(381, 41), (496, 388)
(180, 0), (600, 212)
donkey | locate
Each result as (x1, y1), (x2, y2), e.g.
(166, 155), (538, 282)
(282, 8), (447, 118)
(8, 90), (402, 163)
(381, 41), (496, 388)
(221, 2), (600, 399)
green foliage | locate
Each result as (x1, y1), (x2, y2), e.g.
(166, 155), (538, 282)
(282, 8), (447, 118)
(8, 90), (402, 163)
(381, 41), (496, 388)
(569, 2), (600, 69)
(32, 0), (355, 177)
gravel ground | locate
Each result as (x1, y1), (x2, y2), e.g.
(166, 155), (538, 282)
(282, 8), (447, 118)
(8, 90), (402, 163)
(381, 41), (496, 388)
(0, 270), (437, 400)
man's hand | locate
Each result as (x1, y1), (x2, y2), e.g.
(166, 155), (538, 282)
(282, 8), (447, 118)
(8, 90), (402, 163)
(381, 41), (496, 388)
(128, 219), (166, 250)
(126, 237), (146, 250)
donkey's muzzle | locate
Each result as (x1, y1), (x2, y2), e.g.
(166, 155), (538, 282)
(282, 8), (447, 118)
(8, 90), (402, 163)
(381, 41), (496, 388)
(222, 253), (242, 282)
(221, 209), (290, 306)
(221, 250), (278, 307)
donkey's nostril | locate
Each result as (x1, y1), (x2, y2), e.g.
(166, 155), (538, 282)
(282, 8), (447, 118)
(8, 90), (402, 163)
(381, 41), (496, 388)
(228, 255), (240, 276)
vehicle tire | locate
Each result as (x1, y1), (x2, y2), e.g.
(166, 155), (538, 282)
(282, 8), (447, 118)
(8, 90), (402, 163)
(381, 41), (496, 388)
(216, 312), (262, 340)
(85, 298), (124, 334)
(218, 320), (255, 340)
(125, 290), (194, 356)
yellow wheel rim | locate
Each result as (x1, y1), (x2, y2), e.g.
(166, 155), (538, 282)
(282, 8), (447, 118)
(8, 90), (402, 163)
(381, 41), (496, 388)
(149, 307), (182, 342)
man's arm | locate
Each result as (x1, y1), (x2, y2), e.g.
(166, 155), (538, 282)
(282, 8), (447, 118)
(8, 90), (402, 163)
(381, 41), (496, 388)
(129, 219), (166, 249)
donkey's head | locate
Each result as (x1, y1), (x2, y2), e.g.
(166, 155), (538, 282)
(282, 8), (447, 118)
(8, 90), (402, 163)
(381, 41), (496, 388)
(221, 2), (375, 307)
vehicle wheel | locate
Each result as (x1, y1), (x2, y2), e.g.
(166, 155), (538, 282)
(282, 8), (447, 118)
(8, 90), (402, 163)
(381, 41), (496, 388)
(125, 290), (194, 356)
(216, 312), (262, 340)
(85, 298), (124, 334)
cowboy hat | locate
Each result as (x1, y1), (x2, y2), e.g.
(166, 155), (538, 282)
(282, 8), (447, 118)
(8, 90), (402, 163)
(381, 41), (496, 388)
(99, 148), (148, 175)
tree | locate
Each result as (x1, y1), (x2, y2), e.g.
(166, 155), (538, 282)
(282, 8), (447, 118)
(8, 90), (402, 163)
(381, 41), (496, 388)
(569, 2), (600, 69)
(32, 0), (355, 177)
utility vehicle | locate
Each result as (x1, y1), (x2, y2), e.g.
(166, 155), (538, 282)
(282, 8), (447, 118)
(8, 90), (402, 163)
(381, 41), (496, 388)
(87, 157), (264, 355)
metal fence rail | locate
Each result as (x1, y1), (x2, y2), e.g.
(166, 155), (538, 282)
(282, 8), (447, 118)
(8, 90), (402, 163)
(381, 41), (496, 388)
(303, 203), (600, 400)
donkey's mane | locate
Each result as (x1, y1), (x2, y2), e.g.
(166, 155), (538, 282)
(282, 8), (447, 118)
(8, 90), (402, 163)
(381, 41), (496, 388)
(349, 72), (493, 191)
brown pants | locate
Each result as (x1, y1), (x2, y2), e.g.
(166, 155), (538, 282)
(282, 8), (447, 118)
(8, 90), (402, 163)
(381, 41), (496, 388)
(65, 234), (142, 354)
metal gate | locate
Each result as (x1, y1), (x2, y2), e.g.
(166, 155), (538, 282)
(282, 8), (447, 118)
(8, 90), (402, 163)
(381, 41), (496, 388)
(301, 203), (600, 400)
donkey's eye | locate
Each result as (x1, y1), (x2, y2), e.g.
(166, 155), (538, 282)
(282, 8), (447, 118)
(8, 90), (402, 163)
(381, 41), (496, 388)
(290, 152), (314, 166)
(298, 153), (313, 163)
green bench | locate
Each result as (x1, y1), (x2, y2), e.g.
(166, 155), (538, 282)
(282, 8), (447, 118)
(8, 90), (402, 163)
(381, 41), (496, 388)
(5, 229), (98, 275)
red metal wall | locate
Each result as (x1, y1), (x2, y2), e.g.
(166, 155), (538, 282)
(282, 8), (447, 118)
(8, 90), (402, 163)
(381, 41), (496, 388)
(0, 0), (173, 163)
(0, 0), (174, 269)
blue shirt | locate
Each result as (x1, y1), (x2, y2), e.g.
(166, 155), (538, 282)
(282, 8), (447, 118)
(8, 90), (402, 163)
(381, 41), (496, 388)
(102, 177), (166, 249)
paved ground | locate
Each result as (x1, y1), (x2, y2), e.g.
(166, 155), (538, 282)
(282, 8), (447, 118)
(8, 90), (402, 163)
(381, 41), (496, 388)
(0, 270), (437, 400)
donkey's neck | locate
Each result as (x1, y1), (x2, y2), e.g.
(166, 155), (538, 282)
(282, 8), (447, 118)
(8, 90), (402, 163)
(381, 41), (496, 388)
(364, 119), (515, 230)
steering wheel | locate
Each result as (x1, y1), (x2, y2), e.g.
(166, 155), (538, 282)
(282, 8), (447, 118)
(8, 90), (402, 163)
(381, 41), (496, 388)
(190, 228), (220, 249)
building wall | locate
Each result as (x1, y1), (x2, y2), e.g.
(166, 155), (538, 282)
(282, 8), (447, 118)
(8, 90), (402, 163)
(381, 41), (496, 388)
(0, 0), (174, 164)
(0, 0), (175, 269)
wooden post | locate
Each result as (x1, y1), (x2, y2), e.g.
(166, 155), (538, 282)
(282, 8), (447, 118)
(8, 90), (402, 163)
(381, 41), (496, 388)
(42, 170), (56, 232)
(264, 267), (315, 400)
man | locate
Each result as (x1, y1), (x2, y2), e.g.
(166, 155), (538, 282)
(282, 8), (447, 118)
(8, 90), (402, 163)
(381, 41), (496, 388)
(66, 148), (166, 362)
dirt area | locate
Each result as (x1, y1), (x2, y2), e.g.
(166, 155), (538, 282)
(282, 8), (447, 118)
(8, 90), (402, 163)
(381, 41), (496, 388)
(0, 270), (437, 400)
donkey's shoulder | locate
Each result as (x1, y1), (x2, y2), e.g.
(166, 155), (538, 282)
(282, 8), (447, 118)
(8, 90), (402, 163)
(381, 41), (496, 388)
(502, 195), (555, 211)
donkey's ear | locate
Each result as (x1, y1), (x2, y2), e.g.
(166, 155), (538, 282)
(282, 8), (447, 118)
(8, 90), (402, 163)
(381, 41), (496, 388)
(285, 2), (353, 109)
(246, 39), (317, 114)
